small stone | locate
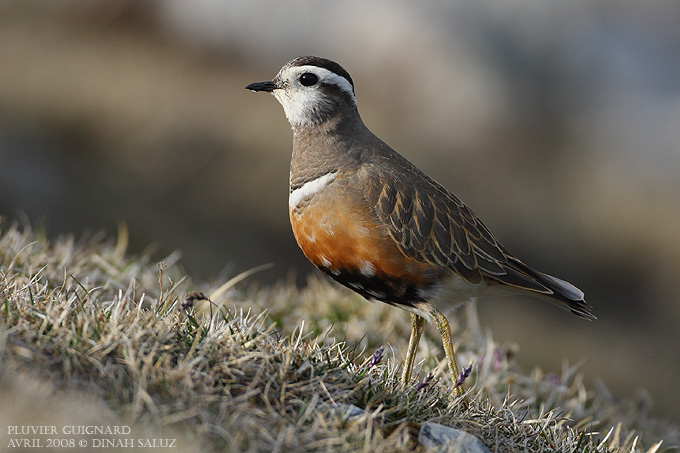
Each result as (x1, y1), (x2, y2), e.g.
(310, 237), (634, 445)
(333, 403), (366, 419)
(419, 422), (490, 453)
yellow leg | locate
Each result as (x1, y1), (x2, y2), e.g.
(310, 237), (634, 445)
(400, 313), (425, 389)
(432, 308), (464, 397)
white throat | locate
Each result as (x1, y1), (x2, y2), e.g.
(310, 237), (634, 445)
(273, 66), (356, 127)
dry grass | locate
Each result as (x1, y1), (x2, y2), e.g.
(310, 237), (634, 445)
(0, 219), (676, 452)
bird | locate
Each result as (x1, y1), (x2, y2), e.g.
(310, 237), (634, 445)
(245, 56), (595, 397)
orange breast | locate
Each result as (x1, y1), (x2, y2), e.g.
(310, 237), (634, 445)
(290, 194), (439, 304)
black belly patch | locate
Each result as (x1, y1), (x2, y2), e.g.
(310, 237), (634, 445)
(321, 268), (437, 308)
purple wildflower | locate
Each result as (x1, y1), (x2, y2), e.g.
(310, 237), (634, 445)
(415, 373), (433, 392)
(453, 364), (472, 390)
(547, 372), (560, 386)
(368, 346), (385, 368)
(493, 346), (503, 371)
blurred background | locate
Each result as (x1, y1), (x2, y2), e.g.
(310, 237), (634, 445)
(1, 0), (678, 424)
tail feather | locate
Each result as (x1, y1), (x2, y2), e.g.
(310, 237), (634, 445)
(539, 271), (595, 320)
(496, 257), (596, 320)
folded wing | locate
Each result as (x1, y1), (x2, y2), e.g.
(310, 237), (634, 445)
(364, 162), (595, 320)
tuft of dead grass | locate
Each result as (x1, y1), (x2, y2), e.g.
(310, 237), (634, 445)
(0, 220), (676, 452)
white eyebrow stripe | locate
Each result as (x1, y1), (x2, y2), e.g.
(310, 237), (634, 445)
(295, 65), (355, 98)
(289, 172), (337, 209)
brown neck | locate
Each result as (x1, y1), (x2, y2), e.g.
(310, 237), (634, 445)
(289, 113), (372, 191)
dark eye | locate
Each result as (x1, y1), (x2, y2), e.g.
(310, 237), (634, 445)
(299, 73), (318, 86)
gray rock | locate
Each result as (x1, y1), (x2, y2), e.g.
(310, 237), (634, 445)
(419, 422), (490, 453)
(333, 403), (367, 419)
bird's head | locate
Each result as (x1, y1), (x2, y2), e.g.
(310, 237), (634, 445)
(246, 56), (357, 128)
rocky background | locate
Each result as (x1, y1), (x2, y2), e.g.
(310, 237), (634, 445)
(1, 1), (679, 423)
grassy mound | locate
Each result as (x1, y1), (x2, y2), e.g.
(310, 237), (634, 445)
(0, 221), (675, 452)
